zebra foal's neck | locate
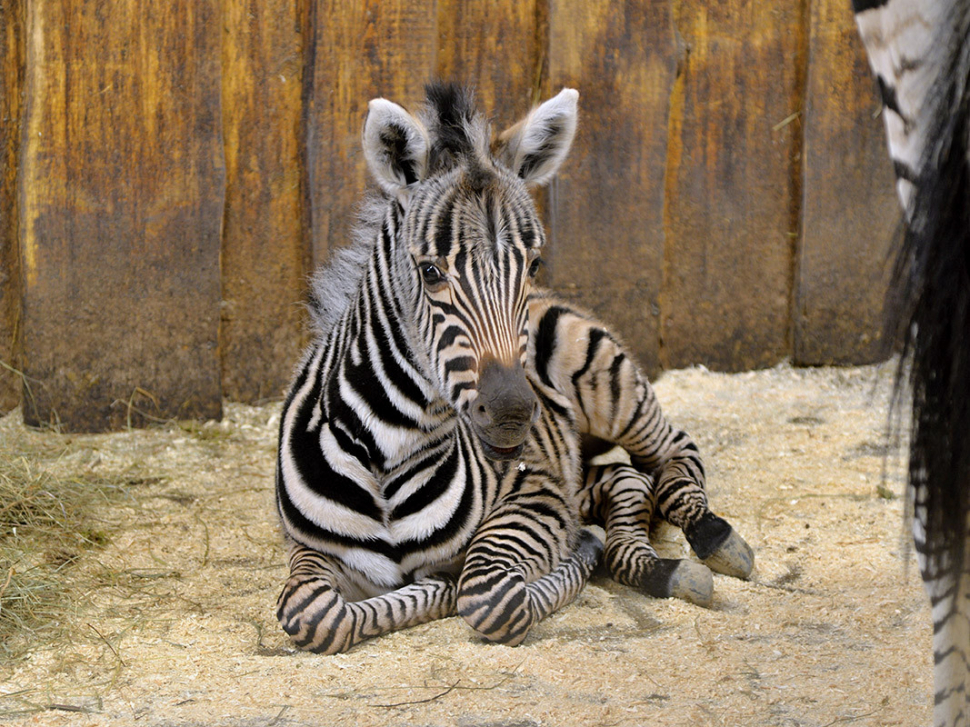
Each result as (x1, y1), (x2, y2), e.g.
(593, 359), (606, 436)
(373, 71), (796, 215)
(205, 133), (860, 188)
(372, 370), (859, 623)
(325, 208), (456, 465)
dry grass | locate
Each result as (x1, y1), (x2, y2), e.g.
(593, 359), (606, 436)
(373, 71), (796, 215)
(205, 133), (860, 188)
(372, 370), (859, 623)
(0, 452), (127, 662)
(0, 409), (266, 718)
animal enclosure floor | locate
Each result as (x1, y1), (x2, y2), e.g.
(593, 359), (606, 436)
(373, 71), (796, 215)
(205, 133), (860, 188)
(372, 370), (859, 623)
(1, 362), (929, 727)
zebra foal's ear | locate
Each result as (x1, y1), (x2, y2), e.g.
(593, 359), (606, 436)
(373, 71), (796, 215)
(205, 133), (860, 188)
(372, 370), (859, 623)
(496, 88), (579, 186)
(363, 99), (430, 201)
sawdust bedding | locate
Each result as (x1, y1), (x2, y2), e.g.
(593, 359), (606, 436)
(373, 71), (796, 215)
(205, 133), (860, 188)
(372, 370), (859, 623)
(1, 361), (929, 726)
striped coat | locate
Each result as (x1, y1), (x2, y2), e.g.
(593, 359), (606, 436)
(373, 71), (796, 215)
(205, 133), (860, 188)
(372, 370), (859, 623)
(275, 83), (754, 653)
(853, 0), (970, 723)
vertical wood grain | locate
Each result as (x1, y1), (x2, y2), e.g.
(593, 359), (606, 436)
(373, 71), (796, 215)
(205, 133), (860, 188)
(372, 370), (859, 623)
(661, 0), (803, 372)
(545, 0), (677, 375)
(19, 0), (225, 431)
(794, 0), (898, 365)
(0, 0), (24, 412)
(221, 0), (309, 403)
(305, 0), (437, 269)
(435, 0), (540, 130)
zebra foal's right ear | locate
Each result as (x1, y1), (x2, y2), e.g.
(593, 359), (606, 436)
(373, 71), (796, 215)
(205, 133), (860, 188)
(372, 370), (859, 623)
(363, 99), (430, 201)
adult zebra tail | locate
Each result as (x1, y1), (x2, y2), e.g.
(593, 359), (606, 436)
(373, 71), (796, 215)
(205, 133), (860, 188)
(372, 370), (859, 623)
(854, 0), (970, 723)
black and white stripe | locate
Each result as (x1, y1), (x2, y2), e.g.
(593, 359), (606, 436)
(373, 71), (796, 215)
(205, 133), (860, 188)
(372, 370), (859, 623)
(275, 82), (754, 654)
(853, 1), (970, 724)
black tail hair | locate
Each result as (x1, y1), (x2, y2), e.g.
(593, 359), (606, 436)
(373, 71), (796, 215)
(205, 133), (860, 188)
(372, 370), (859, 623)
(889, 4), (970, 576)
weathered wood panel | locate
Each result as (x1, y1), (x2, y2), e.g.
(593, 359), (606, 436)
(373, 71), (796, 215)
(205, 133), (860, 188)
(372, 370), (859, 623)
(794, 0), (898, 365)
(19, 1), (225, 431)
(661, 0), (803, 372)
(545, 0), (677, 375)
(221, 0), (308, 403)
(0, 0), (24, 412)
(305, 0), (437, 269)
(5, 0), (909, 430)
(435, 0), (540, 130)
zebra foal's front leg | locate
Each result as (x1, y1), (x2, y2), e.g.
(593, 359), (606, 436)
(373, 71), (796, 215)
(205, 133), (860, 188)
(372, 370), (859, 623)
(456, 499), (603, 645)
(277, 543), (457, 654)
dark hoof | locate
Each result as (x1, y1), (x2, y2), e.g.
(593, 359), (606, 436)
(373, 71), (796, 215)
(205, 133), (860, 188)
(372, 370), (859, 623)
(576, 526), (605, 569)
(667, 560), (714, 608)
(702, 528), (755, 580)
(641, 558), (714, 608)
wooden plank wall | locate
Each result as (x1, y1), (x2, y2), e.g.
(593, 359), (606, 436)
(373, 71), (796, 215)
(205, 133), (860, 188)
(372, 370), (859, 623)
(546, 0), (677, 374)
(795, 0), (899, 364)
(662, 0), (804, 371)
(0, 0), (897, 431)
(17, 1), (225, 430)
(0, 0), (23, 412)
(221, 0), (308, 403)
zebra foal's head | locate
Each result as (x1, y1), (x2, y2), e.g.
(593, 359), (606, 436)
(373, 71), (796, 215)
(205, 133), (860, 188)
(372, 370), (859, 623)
(361, 83), (578, 460)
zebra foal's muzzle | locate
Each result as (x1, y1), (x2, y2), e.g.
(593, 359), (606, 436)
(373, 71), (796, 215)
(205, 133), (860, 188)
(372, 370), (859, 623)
(469, 358), (539, 461)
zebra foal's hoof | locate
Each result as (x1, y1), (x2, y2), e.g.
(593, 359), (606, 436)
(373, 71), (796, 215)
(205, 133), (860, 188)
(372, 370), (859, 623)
(702, 528), (755, 580)
(577, 525), (606, 569)
(684, 512), (755, 580)
(667, 559), (714, 608)
(642, 558), (714, 609)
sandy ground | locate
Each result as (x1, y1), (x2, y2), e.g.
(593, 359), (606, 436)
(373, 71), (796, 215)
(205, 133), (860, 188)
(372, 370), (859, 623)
(0, 361), (930, 727)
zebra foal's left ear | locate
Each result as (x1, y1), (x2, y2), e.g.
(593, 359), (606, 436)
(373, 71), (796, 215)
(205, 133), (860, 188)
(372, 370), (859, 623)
(363, 98), (431, 201)
(496, 88), (579, 186)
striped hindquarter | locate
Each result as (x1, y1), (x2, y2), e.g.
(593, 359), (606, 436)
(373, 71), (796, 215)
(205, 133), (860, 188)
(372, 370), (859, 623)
(853, 0), (970, 724)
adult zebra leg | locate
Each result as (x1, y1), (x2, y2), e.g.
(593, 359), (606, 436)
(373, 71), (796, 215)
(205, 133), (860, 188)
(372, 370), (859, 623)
(924, 566), (970, 726)
(582, 463), (714, 607)
(456, 503), (603, 645)
(917, 496), (970, 726)
(277, 543), (457, 654)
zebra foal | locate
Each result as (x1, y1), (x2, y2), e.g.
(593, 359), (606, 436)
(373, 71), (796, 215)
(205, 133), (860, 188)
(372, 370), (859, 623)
(275, 83), (754, 653)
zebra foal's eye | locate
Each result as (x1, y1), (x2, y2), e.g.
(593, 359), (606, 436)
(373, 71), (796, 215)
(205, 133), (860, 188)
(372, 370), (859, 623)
(528, 257), (542, 279)
(420, 263), (444, 286)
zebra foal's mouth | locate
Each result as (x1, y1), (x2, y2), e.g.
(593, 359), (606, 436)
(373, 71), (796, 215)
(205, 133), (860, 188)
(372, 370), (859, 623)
(478, 439), (526, 462)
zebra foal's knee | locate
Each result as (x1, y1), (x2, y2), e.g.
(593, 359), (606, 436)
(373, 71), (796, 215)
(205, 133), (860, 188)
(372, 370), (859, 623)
(276, 575), (352, 654)
(456, 568), (535, 646)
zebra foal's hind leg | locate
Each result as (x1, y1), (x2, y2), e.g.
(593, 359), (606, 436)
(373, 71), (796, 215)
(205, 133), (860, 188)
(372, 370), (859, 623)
(277, 543), (457, 654)
(529, 299), (755, 582)
(582, 463), (714, 607)
(456, 499), (603, 646)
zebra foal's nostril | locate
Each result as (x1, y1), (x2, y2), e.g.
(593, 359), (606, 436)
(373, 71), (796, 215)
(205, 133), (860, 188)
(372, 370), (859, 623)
(471, 400), (492, 429)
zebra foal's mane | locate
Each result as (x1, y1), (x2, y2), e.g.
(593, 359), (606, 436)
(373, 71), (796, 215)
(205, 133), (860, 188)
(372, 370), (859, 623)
(306, 198), (384, 339)
(306, 82), (491, 339)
